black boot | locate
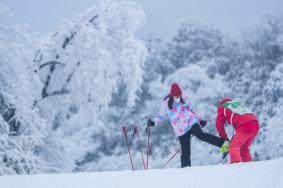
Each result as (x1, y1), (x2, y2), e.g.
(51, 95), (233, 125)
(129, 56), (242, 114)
(178, 131), (191, 167)
(180, 154), (191, 167)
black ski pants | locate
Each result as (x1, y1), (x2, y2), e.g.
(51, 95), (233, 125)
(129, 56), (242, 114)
(178, 124), (225, 167)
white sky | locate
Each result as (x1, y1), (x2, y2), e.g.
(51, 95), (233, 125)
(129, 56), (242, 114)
(1, 0), (282, 40)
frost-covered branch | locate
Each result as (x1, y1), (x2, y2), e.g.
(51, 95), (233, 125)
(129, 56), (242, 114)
(39, 61), (65, 70)
(62, 32), (76, 49)
(41, 63), (57, 98)
(89, 15), (99, 25)
(33, 50), (42, 63)
(47, 89), (70, 97)
(61, 61), (80, 90)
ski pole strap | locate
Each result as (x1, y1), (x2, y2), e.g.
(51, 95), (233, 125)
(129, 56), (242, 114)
(122, 127), (127, 138)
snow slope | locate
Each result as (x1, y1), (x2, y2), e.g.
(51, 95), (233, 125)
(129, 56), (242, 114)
(0, 158), (282, 188)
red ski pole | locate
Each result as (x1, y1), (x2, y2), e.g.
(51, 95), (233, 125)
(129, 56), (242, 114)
(145, 125), (151, 170)
(122, 126), (135, 171)
(162, 135), (194, 168)
(133, 127), (146, 170)
(161, 148), (181, 169)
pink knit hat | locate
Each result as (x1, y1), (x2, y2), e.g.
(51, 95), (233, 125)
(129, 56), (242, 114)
(169, 83), (182, 97)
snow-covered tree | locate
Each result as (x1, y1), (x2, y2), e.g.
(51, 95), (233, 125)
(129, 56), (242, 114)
(236, 13), (283, 110)
(253, 62), (283, 160)
(0, 0), (147, 174)
(0, 25), (70, 174)
(33, 0), (147, 170)
(165, 21), (224, 68)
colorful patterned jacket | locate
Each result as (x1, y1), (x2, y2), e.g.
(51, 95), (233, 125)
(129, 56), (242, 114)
(153, 97), (201, 137)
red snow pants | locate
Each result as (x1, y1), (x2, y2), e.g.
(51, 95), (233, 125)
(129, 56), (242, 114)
(229, 121), (259, 163)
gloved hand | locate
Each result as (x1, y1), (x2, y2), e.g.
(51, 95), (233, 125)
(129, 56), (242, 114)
(199, 120), (207, 127)
(220, 141), (230, 154)
(147, 119), (155, 127)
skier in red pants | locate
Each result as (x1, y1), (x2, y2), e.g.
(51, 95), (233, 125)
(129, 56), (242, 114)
(216, 98), (260, 163)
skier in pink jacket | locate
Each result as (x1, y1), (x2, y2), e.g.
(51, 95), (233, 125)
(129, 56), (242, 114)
(147, 83), (228, 167)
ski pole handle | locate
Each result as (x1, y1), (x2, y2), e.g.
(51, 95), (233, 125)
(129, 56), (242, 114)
(132, 127), (138, 137)
(122, 126), (127, 138)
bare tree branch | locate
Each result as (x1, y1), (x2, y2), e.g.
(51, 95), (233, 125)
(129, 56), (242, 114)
(48, 89), (70, 97)
(61, 61), (80, 91)
(33, 61), (80, 108)
(89, 15), (99, 24)
(42, 63), (56, 98)
(62, 32), (76, 49)
(33, 50), (41, 63)
(39, 61), (65, 70)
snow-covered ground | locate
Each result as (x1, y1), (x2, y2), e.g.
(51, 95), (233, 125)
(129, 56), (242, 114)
(0, 158), (282, 188)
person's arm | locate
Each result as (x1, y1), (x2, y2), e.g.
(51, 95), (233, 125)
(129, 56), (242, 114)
(153, 102), (169, 125)
(183, 98), (202, 122)
(216, 106), (229, 140)
(186, 102), (194, 112)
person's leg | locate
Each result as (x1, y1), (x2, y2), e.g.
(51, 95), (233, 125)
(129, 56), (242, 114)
(240, 121), (260, 162)
(178, 131), (191, 167)
(229, 125), (251, 163)
(190, 124), (225, 147)
(240, 146), (252, 162)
